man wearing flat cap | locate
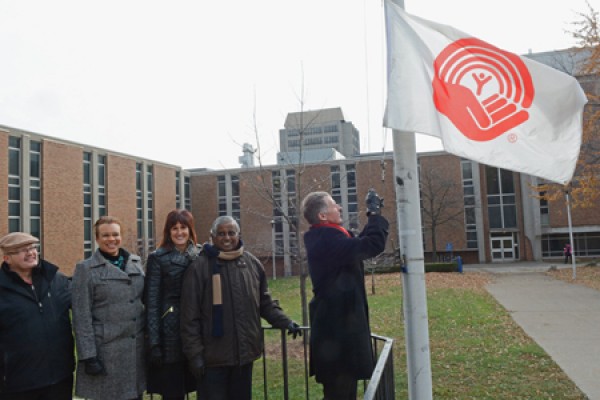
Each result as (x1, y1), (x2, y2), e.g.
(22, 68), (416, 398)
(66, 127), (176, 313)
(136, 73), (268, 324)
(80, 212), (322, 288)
(0, 232), (74, 399)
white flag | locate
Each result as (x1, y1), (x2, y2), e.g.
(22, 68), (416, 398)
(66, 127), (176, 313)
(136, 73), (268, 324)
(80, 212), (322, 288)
(383, 0), (587, 184)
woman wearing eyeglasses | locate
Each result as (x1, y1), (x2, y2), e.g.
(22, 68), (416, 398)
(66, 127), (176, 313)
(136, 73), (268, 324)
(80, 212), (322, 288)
(180, 215), (301, 400)
(0, 232), (74, 399)
(144, 209), (200, 400)
(72, 216), (146, 400)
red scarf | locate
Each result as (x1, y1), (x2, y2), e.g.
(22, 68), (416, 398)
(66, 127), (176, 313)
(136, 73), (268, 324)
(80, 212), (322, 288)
(310, 223), (351, 238)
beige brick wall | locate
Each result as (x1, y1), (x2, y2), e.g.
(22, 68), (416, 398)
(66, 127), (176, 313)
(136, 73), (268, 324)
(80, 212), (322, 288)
(42, 140), (84, 275)
(190, 174), (218, 244)
(355, 159), (397, 252)
(106, 155), (138, 253)
(239, 169), (274, 253)
(415, 154), (466, 253)
(153, 165), (177, 246)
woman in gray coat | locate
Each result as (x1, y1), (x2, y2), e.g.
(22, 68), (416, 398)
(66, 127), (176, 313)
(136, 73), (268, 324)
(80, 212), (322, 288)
(72, 216), (146, 400)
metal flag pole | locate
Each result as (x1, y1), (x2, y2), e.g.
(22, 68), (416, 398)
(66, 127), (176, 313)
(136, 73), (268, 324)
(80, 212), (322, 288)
(565, 188), (576, 279)
(392, 129), (433, 399)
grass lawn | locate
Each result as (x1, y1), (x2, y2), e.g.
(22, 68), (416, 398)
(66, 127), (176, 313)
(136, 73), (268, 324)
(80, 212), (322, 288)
(256, 272), (586, 399)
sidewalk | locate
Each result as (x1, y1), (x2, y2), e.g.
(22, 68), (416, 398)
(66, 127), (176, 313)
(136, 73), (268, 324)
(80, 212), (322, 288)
(481, 264), (600, 400)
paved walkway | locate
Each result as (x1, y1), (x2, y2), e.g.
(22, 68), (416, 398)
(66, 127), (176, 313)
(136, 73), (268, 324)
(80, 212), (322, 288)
(475, 263), (600, 400)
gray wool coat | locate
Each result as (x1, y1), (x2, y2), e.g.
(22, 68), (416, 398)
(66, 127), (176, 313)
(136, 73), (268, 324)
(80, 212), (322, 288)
(72, 250), (146, 400)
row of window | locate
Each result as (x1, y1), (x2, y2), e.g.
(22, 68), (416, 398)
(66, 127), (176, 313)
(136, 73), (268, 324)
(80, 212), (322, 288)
(288, 136), (340, 148)
(285, 125), (337, 137)
(7, 136), (190, 259)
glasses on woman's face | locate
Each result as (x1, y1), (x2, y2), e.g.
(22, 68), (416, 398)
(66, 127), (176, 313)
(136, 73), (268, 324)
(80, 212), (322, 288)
(216, 231), (239, 238)
(9, 245), (39, 255)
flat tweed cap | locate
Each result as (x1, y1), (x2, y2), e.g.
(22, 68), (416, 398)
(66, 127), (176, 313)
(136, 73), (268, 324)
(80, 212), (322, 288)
(0, 232), (39, 254)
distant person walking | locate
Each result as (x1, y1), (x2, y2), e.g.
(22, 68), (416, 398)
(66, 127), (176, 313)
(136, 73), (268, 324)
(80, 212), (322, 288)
(564, 243), (572, 264)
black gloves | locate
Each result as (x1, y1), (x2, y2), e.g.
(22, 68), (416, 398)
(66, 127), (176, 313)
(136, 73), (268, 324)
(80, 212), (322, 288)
(189, 356), (205, 380)
(149, 346), (163, 368)
(287, 321), (302, 339)
(84, 357), (107, 376)
(366, 188), (384, 216)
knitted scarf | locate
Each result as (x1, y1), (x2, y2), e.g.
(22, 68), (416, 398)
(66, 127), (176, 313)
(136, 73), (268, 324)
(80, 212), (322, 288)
(202, 241), (244, 337)
(310, 222), (352, 238)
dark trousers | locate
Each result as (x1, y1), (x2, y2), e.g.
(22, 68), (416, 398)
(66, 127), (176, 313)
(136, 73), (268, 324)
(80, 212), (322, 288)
(321, 373), (358, 400)
(198, 363), (253, 400)
(0, 376), (73, 400)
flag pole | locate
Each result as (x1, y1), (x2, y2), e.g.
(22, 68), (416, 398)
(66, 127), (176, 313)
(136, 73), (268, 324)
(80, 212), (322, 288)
(565, 188), (577, 279)
(392, 129), (433, 400)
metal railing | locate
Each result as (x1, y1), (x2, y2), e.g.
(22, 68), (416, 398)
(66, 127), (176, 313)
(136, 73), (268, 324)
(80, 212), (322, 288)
(260, 327), (394, 400)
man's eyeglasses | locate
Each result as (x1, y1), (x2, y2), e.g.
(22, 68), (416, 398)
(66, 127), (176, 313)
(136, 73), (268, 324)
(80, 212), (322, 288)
(8, 245), (39, 255)
(216, 231), (239, 238)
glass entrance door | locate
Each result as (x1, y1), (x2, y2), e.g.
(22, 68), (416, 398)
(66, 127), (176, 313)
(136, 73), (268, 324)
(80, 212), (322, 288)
(491, 235), (515, 262)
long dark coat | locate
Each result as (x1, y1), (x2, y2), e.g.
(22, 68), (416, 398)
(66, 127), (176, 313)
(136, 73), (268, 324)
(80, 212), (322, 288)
(0, 260), (74, 394)
(72, 250), (146, 400)
(303, 215), (389, 383)
(144, 243), (200, 364)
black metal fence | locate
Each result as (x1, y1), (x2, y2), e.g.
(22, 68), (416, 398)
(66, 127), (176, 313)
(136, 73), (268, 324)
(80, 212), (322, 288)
(260, 327), (395, 400)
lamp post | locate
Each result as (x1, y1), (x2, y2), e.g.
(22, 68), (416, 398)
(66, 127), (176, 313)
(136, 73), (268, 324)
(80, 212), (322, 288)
(270, 219), (276, 280)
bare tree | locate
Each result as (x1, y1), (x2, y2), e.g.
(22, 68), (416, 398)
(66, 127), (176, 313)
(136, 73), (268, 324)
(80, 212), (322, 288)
(419, 164), (465, 261)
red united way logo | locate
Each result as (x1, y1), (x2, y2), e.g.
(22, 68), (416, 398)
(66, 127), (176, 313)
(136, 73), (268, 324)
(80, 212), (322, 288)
(432, 38), (534, 141)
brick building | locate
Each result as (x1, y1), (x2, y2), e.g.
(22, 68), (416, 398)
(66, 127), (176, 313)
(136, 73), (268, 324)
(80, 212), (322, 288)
(0, 125), (190, 275)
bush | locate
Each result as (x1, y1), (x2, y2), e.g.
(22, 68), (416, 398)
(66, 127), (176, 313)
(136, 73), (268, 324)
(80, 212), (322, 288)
(365, 261), (458, 274)
(425, 262), (457, 273)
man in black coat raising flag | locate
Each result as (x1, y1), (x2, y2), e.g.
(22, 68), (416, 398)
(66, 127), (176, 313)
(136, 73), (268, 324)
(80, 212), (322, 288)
(301, 189), (389, 400)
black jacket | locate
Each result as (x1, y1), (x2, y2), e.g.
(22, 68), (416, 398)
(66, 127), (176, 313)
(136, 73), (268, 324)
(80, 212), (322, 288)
(304, 215), (389, 383)
(145, 244), (199, 364)
(0, 259), (74, 393)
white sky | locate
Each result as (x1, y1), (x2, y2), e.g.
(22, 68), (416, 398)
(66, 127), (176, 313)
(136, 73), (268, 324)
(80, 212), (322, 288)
(0, 0), (597, 169)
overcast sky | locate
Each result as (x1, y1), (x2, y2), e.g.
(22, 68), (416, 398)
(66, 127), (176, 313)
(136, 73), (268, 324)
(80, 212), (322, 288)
(0, 0), (597, 169)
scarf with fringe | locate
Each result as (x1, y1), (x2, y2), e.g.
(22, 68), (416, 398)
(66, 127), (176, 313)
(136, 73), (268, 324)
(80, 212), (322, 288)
(203, 241), (244, 337)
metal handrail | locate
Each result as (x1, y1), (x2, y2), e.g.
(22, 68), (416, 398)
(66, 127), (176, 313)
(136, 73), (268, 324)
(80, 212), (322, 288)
(260, 327), (395, 400)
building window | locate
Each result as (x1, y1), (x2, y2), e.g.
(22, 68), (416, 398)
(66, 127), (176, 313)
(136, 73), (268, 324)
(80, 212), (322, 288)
(8, 137), (21, 232)
(330, 164), (357, 231)
(176, 171), (181, 209)
(146, 165), (155, 251)
(323, 124), (338, 133)
(136, 163), (144, 249)
(542, 233), (600, 257)
(271, 171), (283, 255)
(29, 141), (41, 241)
(537, 183), (549, 226)
(324, 136), (339, 144)
(486, 167), (517, 229)
(83, 152), (107, 258)
(217, 176), (227, 216)
(286, 169), (297, 256)
(231, 175), (240, 224)
(346, 164), (358, 231)
(83, 152), (93, 258)
(217, 174), (240, 227)
(304, 137), (323, 146)
(184, 176), (191, 211)
(98, 155), (106, 217)
(461, 159), (478, 248)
